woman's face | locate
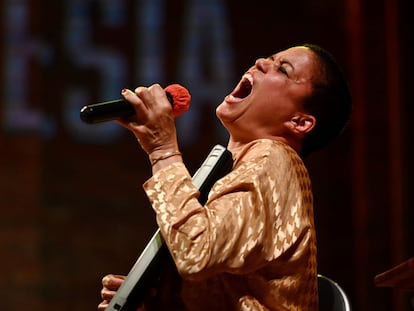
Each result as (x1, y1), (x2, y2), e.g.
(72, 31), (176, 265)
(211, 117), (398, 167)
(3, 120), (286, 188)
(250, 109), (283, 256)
(216, 46), (321, 143)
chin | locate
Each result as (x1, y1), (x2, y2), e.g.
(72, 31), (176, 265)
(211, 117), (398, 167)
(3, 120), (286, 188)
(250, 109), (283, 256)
(215, 102), (227, 119)
(216, 106), (234, 126)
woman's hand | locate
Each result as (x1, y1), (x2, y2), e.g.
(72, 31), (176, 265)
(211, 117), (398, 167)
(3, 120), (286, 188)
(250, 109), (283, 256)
(116, 84), (179, 158)
(98, 274), (126, 311)
(98, 274), (148, 311)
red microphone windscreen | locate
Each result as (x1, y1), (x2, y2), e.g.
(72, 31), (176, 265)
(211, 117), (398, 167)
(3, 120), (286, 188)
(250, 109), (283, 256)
(165, 84), (191, 117)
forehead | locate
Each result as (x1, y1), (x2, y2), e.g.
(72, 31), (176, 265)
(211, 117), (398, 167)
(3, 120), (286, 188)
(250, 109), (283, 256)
(273, 46), (316, 63)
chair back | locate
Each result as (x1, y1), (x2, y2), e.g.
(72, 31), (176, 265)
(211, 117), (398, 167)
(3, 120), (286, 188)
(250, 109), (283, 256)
(318, 274), (351, 311)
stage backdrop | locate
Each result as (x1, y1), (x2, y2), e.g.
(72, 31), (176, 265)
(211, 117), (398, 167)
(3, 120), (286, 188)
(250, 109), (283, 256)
(1, 0), (413, 310)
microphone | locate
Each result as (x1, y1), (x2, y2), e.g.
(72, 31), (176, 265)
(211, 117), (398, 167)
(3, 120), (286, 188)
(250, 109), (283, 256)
(79, 84), (191, 124)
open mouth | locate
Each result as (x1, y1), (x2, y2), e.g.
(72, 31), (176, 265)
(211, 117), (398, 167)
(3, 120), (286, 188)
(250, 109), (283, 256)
(231, 73), (253, 99)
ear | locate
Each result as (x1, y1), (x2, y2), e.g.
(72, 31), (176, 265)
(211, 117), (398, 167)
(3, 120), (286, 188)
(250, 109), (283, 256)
(289, 114), (316, 136)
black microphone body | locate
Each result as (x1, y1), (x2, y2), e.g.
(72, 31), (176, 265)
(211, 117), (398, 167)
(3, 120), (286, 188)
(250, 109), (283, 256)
(80, 93), (173, 124)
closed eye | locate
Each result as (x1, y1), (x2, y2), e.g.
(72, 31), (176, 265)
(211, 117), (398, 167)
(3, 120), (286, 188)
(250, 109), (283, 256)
(278, 66), (288, 75)
(268, 55), (291, 76)
(279, 60), (294, 77)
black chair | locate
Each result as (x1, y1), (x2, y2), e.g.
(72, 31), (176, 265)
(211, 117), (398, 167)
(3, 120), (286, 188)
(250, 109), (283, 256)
(318, 274), (351, 311)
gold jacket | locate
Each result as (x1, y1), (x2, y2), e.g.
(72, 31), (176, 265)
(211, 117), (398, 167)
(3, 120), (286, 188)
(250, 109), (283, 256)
(143, 139), (318, 310)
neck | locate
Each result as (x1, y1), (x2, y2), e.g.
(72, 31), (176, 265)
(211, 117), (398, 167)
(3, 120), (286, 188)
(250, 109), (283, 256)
(227, 136), (302, 155)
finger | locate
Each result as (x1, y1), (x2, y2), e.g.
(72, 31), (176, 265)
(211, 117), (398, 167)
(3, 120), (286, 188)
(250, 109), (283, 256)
(136, 84), (172, 115)
(121, 87), (148, 121)
(102, 274), (126, 290)
(98, 300), (109, 311)
(114, 118), (132, 130)
(133, 86), (151, 111)
(150, 84), (173, 112)
(121, 88), (138, 104)
(101, 287), (117, 301)
(102, 274), (126, 282)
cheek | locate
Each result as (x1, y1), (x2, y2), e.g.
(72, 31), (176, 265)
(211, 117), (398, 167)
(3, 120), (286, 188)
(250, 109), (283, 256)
(245, 100), (278, 129)
(254, 102), (298, 135)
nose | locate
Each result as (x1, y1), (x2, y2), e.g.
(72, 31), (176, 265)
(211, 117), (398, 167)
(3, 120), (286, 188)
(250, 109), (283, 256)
(255, 58), (271, 72)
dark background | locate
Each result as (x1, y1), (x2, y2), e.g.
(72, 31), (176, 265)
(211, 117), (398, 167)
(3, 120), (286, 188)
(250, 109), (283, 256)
(1, 0), (413, 310)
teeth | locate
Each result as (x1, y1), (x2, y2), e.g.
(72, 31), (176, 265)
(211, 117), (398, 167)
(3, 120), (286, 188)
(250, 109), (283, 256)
(243, 73), (253, 85)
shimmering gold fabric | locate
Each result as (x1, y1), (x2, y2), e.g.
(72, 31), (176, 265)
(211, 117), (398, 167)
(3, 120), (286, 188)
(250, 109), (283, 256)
(143, 139), (318, 310)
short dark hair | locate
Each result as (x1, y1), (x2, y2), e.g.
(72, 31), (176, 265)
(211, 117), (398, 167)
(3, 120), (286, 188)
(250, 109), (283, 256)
(300, 43), (352, 157)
